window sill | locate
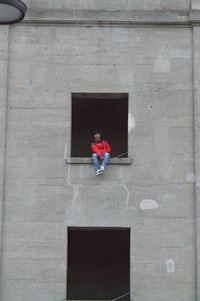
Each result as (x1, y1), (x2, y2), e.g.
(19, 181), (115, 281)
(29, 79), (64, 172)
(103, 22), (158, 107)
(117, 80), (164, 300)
(66, 157), (132, 164)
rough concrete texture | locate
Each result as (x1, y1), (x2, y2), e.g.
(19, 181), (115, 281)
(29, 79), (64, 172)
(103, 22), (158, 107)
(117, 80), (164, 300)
(25, 0), (190, 11)
(193, 26), (200, 300)
(0, 1), (200, 301)
(193, 0), (200, 9)
(0, 26), (9, 258)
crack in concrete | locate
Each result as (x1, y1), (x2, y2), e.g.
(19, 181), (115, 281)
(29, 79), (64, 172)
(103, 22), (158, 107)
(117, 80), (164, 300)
(120, 180), (130, 208)
(64, 144), (83, 205)
(72, 184), (82, 205)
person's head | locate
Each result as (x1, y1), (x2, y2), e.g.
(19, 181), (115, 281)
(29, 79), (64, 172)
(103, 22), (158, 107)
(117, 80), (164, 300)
(93, 132), (101, 142)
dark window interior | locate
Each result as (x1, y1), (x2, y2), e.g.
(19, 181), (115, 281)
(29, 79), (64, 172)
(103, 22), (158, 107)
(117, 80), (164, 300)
(71, 93), (128, 158)
(67, 227), (130, 301)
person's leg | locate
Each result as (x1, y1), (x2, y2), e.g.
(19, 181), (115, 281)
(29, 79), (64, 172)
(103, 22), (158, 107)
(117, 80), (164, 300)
(92, 153), (100, 171)
(100, 152), (110, 169)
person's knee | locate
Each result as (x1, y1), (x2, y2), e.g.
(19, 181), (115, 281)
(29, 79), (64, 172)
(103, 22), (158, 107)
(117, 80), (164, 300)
(104, 152), (110, 158)
(92, 153), (98, 159)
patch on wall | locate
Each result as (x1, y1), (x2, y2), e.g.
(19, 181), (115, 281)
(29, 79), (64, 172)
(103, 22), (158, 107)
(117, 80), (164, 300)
(140, 199), (159, 210)
(166, 259), (175, 273)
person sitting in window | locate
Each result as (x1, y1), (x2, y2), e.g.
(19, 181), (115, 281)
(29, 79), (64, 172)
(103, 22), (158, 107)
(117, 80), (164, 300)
(91, 132), (111, 176)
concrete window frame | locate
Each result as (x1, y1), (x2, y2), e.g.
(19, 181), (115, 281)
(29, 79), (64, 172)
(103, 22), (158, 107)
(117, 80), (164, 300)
(66, 93), (132, 165)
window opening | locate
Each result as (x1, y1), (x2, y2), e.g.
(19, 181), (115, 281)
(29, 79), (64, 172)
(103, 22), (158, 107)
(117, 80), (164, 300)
(67, 227), (130, 301)
(71, 93), (128, 158)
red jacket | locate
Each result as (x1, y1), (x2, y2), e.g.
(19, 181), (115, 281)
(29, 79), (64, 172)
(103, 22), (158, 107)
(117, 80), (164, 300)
(91, 140), (111, 158)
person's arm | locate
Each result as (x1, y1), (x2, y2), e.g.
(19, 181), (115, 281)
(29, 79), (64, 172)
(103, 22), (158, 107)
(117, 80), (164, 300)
(103, 141), (111, 153)
(91, 143), (102, 158)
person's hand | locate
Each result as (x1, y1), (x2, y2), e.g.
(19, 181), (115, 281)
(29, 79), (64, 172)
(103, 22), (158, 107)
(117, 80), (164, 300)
(100, 156), (104, 161)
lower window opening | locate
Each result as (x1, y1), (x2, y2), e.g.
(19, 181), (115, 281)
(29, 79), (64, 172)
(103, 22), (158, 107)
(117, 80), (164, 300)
(67, 227), (130, 301)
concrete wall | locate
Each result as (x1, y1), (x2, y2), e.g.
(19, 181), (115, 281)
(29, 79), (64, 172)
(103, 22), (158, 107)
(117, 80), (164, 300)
(193, 0), (200, 9)
(194, 26), (200, 300)
(0, 1), (200, 301)
(26, 0), (190, 11)
(0, 26), (9, 258)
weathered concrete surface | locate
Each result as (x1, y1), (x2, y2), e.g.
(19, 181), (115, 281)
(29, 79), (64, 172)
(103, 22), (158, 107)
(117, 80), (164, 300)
(0, 1), (199, 301)
(192, 0), (200, 9)
(193, 26), (200, 301)
(0, 26), (9, 260)
(23, 0), (192, 24)
(0, 23), (194, 301)
(25, 0), (190, 11)
(25, 10), (190, 25)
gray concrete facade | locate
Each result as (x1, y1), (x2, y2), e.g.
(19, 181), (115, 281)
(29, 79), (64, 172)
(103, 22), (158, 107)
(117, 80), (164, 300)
(0, 0), (200, 300)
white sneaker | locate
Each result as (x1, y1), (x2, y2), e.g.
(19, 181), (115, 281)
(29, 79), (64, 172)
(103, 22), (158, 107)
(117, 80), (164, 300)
(100, 166), (104, 171)
(96, 169), (103, 176)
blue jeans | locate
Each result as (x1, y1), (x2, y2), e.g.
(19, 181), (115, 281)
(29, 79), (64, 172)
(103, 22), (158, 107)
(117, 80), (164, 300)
(92, 152), (110, 171)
